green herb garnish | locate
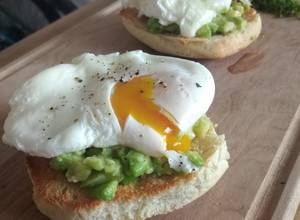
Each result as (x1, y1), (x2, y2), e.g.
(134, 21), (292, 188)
(252, 0), (300, 17)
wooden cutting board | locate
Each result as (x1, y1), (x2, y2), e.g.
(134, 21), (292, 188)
(0, 1), (300, 219)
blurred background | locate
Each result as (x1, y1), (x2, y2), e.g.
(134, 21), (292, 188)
(1, 0), (299, 52)
(0, 0), (93, 51)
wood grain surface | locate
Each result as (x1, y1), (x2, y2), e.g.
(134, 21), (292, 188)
(295, 206), (300, 220)
(0, 1), (300, 220)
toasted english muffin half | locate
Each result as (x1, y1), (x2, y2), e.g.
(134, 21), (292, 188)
(120, 8), (262, 59)
(26, 128), (229, 220)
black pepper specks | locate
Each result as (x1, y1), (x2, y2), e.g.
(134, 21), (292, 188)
(196, 83), (202, 88)
(139, 134), (143, 138)
(47, 137), (52, 140)
(157, 81), (167, 88)
(74, 77), (83, 83)
(88, 93), (94, 100)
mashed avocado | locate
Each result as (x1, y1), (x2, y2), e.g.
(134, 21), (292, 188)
(146, 1), (250, 38)
(50, 116), (213, 200)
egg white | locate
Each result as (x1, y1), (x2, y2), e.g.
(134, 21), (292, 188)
(122, 0), (232, 37)
(3, 51), (215, 171)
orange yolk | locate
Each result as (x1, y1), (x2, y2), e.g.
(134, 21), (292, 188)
(111, 75), (191, 152)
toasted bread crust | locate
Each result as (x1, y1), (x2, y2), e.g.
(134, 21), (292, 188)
(26, 130), (229, 220)
(120, 8), (262, 59)
(26, 157), (195, 210)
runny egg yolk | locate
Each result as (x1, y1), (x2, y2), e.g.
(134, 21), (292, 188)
(111, 75), (191, 152)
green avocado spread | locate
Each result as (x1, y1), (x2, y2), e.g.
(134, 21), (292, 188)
(146, 1), (251, 38)
(50, 116), (213, 200)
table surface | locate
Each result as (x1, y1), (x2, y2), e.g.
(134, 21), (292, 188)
(0, 1), (300, 220)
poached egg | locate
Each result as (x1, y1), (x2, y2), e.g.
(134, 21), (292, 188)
(3, 51), (215, 172)
(122, 0), (232, 37)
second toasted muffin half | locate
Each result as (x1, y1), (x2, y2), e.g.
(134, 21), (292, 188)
(120, 8), (262, 59)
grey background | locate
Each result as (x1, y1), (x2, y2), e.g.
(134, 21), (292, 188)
(0, 0), (93, 32)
